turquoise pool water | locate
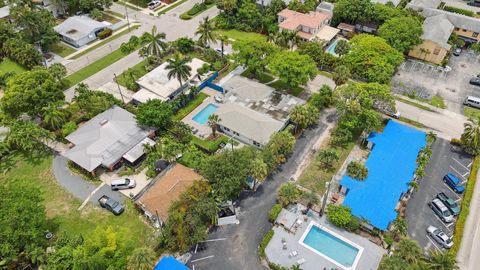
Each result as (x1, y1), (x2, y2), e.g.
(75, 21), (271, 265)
(326, 39), (340, 56)
(193, 103), (218, 125)
(303, 225), (359, 267)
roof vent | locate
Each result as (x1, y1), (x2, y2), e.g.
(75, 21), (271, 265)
(100, 119), (108, 126)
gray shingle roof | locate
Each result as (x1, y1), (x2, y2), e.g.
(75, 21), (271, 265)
(65, 106), (152, 171)
(54, 16), (106, 41)
(421, 14), (454, 49)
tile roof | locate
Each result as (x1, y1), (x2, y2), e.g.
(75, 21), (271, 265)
(278, 8), (331, 30)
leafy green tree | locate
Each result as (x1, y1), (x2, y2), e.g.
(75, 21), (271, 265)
(216, 0), (237, 14)
(289, 104), (319, 131)
(168, 121), (193, 145)
(4, 120), (53, 152)
(89, 8), (103, 20)
(264, 128), (296, 166)
(317, 148), (339, 168)
(391, 217), (408, 241)
(346, 161), (368, 180)
(235, 2), (263, 31)
(42, 103), (69, 130)
(378, 16), (423, 53)
(173, 37), (196, 54)
(161, 137), (185, 162)
(268, 50), (317, 88)
(425, 249), (458, 270)
(332, 65), (350, 85)
(1, 69), (64, 118)
(2, 38), (43, 69)
(70, 84), (122, 121)
(48, 63), (68, 81)
(379, 255), (410, 270)
(335, 39), (350, 56)
(136, 99), (173, 130)
(343, 34), (404, 84)
(233, 40), (278, 76)
(142, 26), (168, 57)
(127, 247), (156, 270)
(250, 157), (268, 190)
(195, 16), (218, 47)
(461, 116), (480, 155)
(303, 191), (319, 210)
(308, 85), (334, 110)
(395, 238), (422, 264)
(0, 179), (48, 267)
(326, 204), (352, 228)
(207, 114), (220, 137)
(277, 182), (302, 206)
(61, 121), (78, 137)
(166, 54), (192, 87)
(332, 0), (375, 25)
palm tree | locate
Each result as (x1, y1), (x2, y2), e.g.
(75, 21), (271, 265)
(332, 65), (351, 85)
(207, 114), (220, 137)
(217, 34), (230, 58)
(394, 238), (422, 264)
(127, 247), (156, 270)
(426, 131), (437, 145)
(391, 217), (408, 241)
(267, 32), (278, 43)
(195, 16), (218, 47)
(123, 67), (140, 83)
(290, 265), (303, 270)
(425, 249), (459, 270)
(250, 158), (268, 191)
(289, 105), (308, 132)
(42, 104), (67, 130)
(166, 54), (192, 87)
(143, 26), (168, 57)
(461, 116), (480, 154)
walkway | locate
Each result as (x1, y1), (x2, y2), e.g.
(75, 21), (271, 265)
(187, 110), (336, 270)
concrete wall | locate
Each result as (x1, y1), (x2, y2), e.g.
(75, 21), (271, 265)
(408, 40), (448, 65)
(218, 125), (263, 148)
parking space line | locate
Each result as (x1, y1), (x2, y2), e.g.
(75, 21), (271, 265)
(201, 238), (226, 242)
(78, 182), (105, 211)
(191, 255), (214, 263)
(467, 161), (473, 168)
(431, 213), (451, 232)
(442, 183), (462, 200)
(452, 157), (470, 171)
(455, 198), (462, 203)
(426, 235), (443, 252)
(449, 165), (466, 180)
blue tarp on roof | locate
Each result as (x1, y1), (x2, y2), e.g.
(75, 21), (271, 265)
(154, 256), (190, 270)
(340, 120), (426, 230)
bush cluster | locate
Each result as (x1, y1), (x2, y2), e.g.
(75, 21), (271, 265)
(268, 204), (282, 223)
(97, 28), (112, 39)
(259, 229), (274, 259)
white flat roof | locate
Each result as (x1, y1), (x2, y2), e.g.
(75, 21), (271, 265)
(123, 137), (155, 163)
(316, 26), (340, 42)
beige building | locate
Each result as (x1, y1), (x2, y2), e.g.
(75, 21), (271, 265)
(277, 9), (337, 42)
(408, 14), (454, 64)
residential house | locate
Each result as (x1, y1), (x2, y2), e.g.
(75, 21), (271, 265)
(54, 16), (108, 47)
(408, 14), (454, 64)
(131, 58), (207, 104)
(277, 8), (339, 42)
(337, 23), (355, 36)
(135, 163), (202, 227)
(64, 105), (155, 176)
(216, 76), (305, 148)
(316, 2), (334, 16)
(408, 0), (480, 44)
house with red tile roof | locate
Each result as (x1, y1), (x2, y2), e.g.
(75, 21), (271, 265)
(277, 8), (336, 41)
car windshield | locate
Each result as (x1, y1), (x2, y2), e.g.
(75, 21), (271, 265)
(442, 210), (451, 217)
(446, 238), (452, 244)
(447, 199), (458, 208)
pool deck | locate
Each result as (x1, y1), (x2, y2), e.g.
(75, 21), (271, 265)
(182, 87), (224, 138)
(265, 208), (385, 270)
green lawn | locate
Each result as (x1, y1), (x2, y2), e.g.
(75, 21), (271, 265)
(107, 10), (126, 18)
(71, 25), (140, 60)
(268, 80), (305, 97)
(464, 106), (480, 119)
(115, 58), (149, 88)
(50, 42), (77, 58)
(0, 59), (25, 76)
(429, 95), (446, 109)
(214, 30), (267, 43)
(318, 70), (333, 78)
(159, 0), (189, 14)
(192, 135), (229, 153)
(0, 152), (152, 248)
(241, 69), (275, 84)
(398, 116), (425, 128)
(180, 2), (215, 20)
(98, 12), (121, 24)
(173, 92), (209, 121)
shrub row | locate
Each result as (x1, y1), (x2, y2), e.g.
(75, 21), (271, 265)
(97, 28), (112, 39)
(443, 6), (475, 17)
(258, 229), (274, 259)
(268, 204), (282, 223)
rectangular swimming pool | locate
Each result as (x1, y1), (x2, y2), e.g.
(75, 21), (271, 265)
(300, 222), (362, 269)
(192, 103), (218, 125)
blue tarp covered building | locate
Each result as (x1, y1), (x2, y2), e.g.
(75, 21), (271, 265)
(154, 256), (190, 270)
(340, 120), (426, 230)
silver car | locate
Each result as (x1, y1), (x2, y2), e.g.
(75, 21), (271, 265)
(427, 225), (453, 249)
(428, 198), (454, 223)
(111, 178), (136, 191)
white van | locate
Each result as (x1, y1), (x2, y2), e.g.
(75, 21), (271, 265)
(111, 178), (136, 191)
(464, 96), (480, 109)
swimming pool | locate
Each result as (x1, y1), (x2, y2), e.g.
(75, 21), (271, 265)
(193, 103), (218, 125)
(299, 222), (363, 269)
(326, 39), (342, 56)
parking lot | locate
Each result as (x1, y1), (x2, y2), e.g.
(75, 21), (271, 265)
(392, 51), (480, 113)
(406, 138), (473, 251)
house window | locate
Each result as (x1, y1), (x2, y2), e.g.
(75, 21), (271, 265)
(233, 131), (240, 136)
(253, 141), (261, 147)
(455, 27), (460, 31)
(433, 48), (440, 55)
(473, 32), (479, 38)
(463, 29), (467, 32)
(224, 127), (231, 132)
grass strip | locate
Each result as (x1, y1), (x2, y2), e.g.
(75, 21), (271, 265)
(0, 58), (26, 76)
(451, 156), (480, 255)
(51, 42), (77, 58)
(395, 96), (435, 112)
(397, 116), (425, 128)
(192, 135), (228, 153)
(159, 0), (189, 14)
(429, 95), (446, 109)
(464, 106), (480, 119)
(115, 58), (149, 88)
(71, 25), (140, 60)
(173, 92), (209, 121)
(180, 3), (215, 20)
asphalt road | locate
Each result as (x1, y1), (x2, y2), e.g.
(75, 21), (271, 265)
(52, 155), (124, 204)
(187, 111), (335, 270)
(405, 138), (472, 251)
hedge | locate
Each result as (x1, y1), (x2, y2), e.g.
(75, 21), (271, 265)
(259, 229), (274, 259)
(98, 28), (113, 39)
(268, 204), (282, 223)
(450, 156), (480, 255)
(443, 6), (475, 17)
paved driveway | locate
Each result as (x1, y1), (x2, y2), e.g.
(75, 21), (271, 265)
(187, 111), (335, 270)
(405, 139), (473, 251)
(392, 52), (480, 113)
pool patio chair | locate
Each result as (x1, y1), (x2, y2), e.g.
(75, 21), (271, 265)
(289, 251), (298, 258)
(296, 258), (306, 265)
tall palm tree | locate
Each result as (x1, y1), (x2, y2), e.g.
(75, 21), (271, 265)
(217, 34), (230, 58)
(425, 249), (459, 270)
(195, 16), (217, 47)
(42, 105), (67, 130)
(391, 217), (408, 241)
(166, 54), (192, 87)
(394, 238), (422, 264)
(143, 26), (168, 57)
(426, 131), (437, 145)
(127, 247), (156, 270)
(207, 114), (220, 137)
(250, 158), (268, 191)
(461, 116), (480, 154)
(289, 105), (308, 132)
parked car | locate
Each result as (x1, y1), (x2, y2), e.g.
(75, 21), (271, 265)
(443, 173), (465, 194)
(470, 77), (480, 87)
(436, 192), (461, 216)
(385, 110), (401, 119)
(148, 0), (161, 9)
(464, 96), (480, 109)
(453, 48), (462, 56)
(428, 198), (454, 223)
(427, 225), (453, 249)
(111, 178), (136, 191)
(98, 195), (124, 215)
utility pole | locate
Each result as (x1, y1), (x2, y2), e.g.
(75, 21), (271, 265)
(124, 4), (131, 32)
(319, 181), (331, 217)
(113, 73), (126, 103)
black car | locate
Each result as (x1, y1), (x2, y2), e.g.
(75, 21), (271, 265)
(470, 77), (480, 87)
